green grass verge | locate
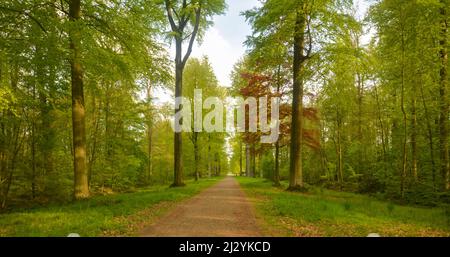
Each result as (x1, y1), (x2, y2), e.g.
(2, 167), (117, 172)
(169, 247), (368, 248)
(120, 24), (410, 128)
(237, 177), (450, 237)
(0, 177), (222, 237)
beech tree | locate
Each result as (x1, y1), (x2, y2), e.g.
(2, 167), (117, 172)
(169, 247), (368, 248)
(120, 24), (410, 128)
(245, 0), (353, 190)
(163, 0), (226, 187)
(182, 57), (223, 181)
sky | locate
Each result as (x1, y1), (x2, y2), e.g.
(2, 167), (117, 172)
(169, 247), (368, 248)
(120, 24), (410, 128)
(189, 0), (260, 87)
(155, 0), (372, 103)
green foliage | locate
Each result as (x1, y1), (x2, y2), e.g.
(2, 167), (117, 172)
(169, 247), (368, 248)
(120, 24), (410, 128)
(0, 0), (449, 227)
(232, 0), (450, 206)
(181, 57), (227, 179)
(0, 0), (172, 207)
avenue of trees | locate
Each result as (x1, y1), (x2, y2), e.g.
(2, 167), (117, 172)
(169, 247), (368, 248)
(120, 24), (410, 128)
(0, 0), (226, 208)
(0, 0), (449, 209)
(230, 0), (450, 205)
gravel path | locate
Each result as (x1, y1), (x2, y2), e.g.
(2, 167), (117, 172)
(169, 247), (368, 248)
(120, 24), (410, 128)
(140, 177), (261, 237)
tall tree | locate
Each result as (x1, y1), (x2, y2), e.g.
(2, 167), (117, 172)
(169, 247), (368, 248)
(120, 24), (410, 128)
(183, 57), (220, 181)
(439, 0), (449, 191)
(245, 0), (351, 190)
(289, 2), (310, 190)
(146, 81), (154, 184)
(164, 0), (226, 187)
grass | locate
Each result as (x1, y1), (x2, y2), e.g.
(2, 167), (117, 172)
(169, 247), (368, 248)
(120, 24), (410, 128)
(237, 177), (450, 237)
(0, 177), (221, 237)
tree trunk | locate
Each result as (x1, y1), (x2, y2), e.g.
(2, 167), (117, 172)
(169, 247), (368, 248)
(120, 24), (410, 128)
(36, 45), (55, 194)
(69, 0), (89, 199)
(208, 134), (212, 178)
(172, 39), (184, 187)
(39, 93), (54, 180)
(259, 152), (263, 178)
(147, 81), (153, 184)
(1, 65), (21, 209)
(239, 140), (243, 176)
(374, 86), (388, 176)
(1, 157), (15, 209)
(31, 83), (37, 199)
(273, 65), (281, 186)
(104, 84), (111, 158)
(251, 145), (256, 178)
(288, 7), (307, 190)
(336, 114), (344, 186)
(274, 140), (280, 186)
(439, 1), (449, 191)
(420, 82), (437, 190)
(194, 132), (199, 181)
(411, 88), (418, 181)
(357, 72), (364, 175)
(31, 113), (36, 200)
(400, 29), (408, 198)
(215, 153), (219, 177)
(245, 143), (250, 177)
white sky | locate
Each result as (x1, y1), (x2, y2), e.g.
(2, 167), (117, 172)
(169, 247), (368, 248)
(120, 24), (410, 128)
(189, 0), (260, 87)
(155, 0), (372, 104)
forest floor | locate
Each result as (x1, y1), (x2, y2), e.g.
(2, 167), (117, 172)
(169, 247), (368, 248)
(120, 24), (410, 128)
(237, 177), (450, 237)
(2, 176), (449, 237)
(140, 176), (261, 236)
(0, 178), (221, 236)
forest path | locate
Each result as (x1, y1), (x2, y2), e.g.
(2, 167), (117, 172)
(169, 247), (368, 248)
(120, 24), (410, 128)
(140, 176), (261, 237)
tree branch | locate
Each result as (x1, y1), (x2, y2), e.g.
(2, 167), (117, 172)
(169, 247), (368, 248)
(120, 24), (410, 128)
(182, 5), (201, 67)
(305, 13), (313, 59)
(0, 6), (47, 33)
(183, 31), (193, 41)
(164, 0), (177, 32)
(305, 0), (315, 59)
(172, 6), (181, 23)
(179, 0), (189, 30)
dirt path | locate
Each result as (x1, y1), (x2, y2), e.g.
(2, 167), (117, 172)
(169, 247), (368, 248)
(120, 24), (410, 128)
(140, 176), (261, 237)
